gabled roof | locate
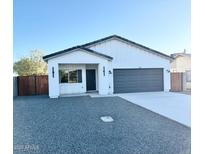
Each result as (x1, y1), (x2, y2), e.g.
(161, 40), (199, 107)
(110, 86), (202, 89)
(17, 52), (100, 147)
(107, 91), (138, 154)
(43, 35), (173, 61)
(80, 47), (113, 60)
(43, 46), (113, 61)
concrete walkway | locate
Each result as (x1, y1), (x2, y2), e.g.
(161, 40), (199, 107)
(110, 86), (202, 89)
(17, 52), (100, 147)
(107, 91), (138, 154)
(117, 92), (191, 127)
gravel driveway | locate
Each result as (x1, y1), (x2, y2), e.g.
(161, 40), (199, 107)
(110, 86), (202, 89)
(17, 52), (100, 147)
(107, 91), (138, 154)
(14, 96), (191, 154)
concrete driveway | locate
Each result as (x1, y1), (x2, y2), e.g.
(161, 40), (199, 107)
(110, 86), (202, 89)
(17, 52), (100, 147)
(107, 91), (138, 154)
(117, 92), (191, 127)
(14, 96), (190, 154)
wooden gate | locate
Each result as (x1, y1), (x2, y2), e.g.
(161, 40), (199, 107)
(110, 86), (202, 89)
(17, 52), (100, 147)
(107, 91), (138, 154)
(170, 73), (183, 92)
(18, 75), (48, 96)
(35, 76), (48, 95)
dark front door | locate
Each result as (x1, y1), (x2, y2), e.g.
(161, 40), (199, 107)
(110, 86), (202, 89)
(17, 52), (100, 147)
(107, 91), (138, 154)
(86, 69), (96, 91)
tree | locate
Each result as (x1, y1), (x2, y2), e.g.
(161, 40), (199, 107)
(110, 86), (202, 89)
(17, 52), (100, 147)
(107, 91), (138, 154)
(13, 50), (48, 76)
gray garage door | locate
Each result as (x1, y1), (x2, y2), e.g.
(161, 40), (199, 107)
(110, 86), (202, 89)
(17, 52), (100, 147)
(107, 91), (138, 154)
(113, 68), (164, 93)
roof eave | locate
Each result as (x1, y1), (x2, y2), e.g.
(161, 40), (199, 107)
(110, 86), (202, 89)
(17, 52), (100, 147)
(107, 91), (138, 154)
(81, 35), (173, 61)
(43, 34), (173, 61)
(43, 47), (113, 62)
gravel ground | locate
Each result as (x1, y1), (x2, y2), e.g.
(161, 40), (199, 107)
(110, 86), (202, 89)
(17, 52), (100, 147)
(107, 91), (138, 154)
(14, 96), (191, 154)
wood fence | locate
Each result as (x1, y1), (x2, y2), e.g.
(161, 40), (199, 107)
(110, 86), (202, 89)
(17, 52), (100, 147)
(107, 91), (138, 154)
(15, 73), (186, 96)
(18, 75), (48, 96)
(170, 72), (183, 92)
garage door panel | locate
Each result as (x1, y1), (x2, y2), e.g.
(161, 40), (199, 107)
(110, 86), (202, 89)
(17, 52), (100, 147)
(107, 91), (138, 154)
(113, 68), (163, 93)
(115, 81), (162, 85)
(115, 86), (162, 92)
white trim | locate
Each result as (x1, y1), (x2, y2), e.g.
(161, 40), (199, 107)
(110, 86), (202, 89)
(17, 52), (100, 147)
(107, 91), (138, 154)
(44, 48), (112, 61)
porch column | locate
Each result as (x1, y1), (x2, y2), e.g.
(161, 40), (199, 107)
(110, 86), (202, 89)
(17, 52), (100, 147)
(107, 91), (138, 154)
(48, 61), (59, 98)
(98, 63), (109, 95)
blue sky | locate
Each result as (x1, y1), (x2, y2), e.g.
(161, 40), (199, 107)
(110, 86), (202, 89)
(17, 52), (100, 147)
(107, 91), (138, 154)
(14, 0), (190, 62)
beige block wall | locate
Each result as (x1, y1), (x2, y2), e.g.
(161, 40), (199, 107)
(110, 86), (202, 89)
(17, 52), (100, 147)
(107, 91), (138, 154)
(171, 56), (191, 72)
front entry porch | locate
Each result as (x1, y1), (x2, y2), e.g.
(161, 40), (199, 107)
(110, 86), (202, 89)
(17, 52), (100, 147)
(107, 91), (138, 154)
(59, 64), (99, 95)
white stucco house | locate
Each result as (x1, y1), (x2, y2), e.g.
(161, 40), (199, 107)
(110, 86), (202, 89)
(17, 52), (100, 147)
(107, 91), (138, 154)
(43, 35), (173, 98)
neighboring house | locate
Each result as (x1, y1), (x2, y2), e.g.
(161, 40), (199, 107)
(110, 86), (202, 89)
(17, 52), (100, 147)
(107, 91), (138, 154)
(170, 52), (191, 73)
(43, 35), (173, 98)
(170, 52), (191, 91)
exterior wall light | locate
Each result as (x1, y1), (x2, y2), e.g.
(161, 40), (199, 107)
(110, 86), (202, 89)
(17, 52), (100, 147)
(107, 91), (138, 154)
(166, 69), (170, 73)
(103, 66), (105, 76)
(109, 70), (112, 74)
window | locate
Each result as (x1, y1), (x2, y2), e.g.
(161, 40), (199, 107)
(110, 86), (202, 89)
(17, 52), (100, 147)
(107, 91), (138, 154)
(68, 70), (77, 83)
(59, 69), (82, 83)
(186, 70), (191, 82)
(77, 70), (82, 82)
(59, 69), (68, 83)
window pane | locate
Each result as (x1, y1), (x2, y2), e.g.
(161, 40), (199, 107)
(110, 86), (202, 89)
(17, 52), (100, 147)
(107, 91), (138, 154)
(77, 70), (82, 82)
(59, 69), (68, 83)
(68, 70), (77, 83)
